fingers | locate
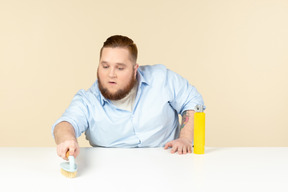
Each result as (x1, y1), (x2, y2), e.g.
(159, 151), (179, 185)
(164, 142), (172, 149)
(171, 144), (178, 154)
(164, 140), (192, 155)
(182, 146), (187, 154)
(57, 146), (68, 160)
(58, 146), (70, 160)
(172, 145), (184, 154)
(164, 141), (181, 154)
(175, 145), (191, 155)
(181, 145), (192, 154)
(69, 146), (80, 158)
(68, 147), (76, 156)
(56, 140), (79, 160)
(188, 146), (192, 153)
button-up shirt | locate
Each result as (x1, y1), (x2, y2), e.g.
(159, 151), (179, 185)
(52, 64), (205, 147)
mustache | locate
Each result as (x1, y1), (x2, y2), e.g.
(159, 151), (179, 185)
(97, 69), (137, 100)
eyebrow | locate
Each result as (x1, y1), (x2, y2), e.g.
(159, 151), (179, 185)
(100, 61), (108, 65)
(116, 63), (126, 67)
(100, 61), (127, 66)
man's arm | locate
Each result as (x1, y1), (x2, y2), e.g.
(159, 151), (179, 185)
(53, 121), (80, 160)
(164, 110), (194, 154)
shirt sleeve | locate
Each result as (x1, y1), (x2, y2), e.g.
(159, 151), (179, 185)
(51, 89), (89, 138)
(166, 68), (206, 115)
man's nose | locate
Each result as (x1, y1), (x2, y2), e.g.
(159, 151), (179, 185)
(109, 68), (116, 78)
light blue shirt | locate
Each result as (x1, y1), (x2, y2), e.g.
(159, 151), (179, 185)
(52, 64), (205, 147)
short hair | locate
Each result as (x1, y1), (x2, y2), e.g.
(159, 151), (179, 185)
(100, 35), (138, 62)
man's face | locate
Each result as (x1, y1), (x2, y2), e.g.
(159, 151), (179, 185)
(97, 47), (139, 100)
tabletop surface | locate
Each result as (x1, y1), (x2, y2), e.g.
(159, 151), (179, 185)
(0, 147), (287, 192)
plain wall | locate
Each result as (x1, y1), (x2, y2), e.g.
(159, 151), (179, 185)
(1, 0), (287, 147)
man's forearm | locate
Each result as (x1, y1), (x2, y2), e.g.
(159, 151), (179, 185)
(53, 121), (77, 145)
(179, 110), (195, 143)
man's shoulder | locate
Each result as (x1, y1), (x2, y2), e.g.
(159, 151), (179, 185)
(138, 64), (168, 78)
(139, 64), (167, 72)
(139, 64), (182, 79)
(137, 64), (171, 87)
(74, 81), (101, 101)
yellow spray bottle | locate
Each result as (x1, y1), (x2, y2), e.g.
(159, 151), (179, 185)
(194, 104), (205, 154)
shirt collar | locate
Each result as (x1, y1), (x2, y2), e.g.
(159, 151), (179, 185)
(137, 68), (149, 87)
(97, 82), (109, 106)
(99, 91), (108, 106)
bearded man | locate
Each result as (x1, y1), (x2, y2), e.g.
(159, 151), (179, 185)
(52, 35), (205, 160)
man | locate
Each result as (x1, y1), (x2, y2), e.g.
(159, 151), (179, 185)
(52, 35), (205, 160)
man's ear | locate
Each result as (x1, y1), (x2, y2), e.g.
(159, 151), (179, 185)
(134, 64), (139, 77)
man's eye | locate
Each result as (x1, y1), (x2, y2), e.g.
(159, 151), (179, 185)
(103, 66), (109, 68)
(118, 68), (124, 70)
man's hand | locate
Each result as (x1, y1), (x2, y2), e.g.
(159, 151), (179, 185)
(54, 121), (79, 160)
(57, 140), (80, 160)
(164, 137), (192, 154)
(164, 110), (195, 155)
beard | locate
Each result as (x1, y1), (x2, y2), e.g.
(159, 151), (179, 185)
(97, 69), (137, 100)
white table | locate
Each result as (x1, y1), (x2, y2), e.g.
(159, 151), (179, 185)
(0, 147), (287, 192)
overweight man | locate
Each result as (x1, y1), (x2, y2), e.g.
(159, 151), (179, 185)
(52, 35), (205, 160)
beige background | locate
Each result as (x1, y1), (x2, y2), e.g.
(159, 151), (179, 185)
(0, 0), (287, 147)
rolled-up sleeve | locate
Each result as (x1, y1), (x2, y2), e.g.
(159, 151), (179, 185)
(51, 90), (89, 138)
(166, 69), (205, 115)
